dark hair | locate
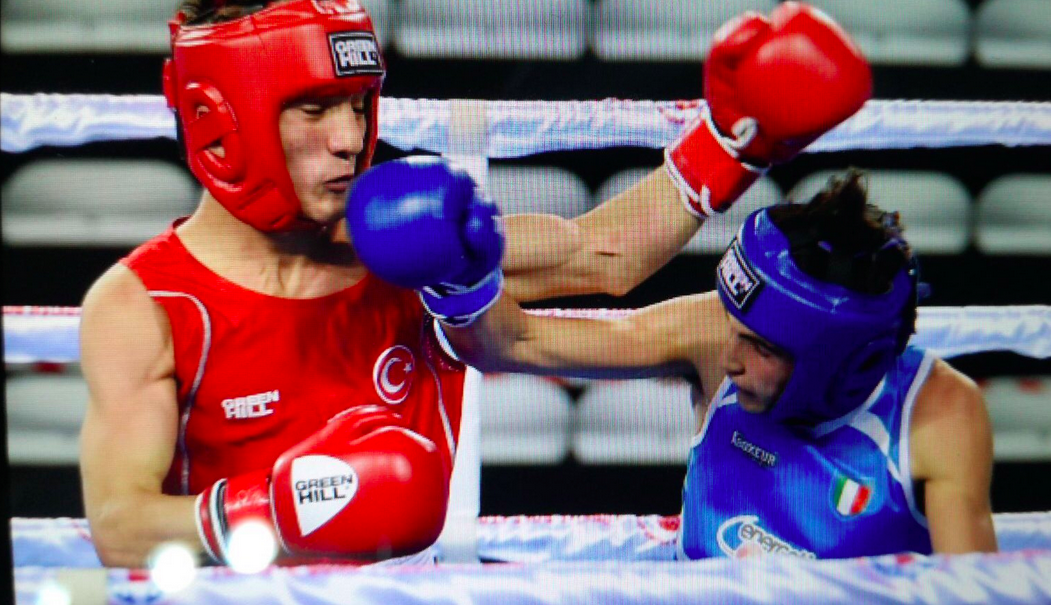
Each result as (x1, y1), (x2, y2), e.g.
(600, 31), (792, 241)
(770, 169), (913, 296)
(176, 1), (269, 26)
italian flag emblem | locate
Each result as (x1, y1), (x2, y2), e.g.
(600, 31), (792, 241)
(834, 476), (872, 516)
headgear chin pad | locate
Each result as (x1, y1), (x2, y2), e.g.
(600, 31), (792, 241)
(716, 209), (916, 424)
(164, 0), (386, 232)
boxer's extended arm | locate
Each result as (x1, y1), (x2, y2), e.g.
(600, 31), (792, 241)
(444, 291), (724, 380)
(79, 264), (200, 568)
(502, 169), (699, 301)
(911, 360), (998, 554)
(345, 157), (721, 374)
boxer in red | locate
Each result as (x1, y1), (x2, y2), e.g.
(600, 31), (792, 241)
(78, 0), (868, 567)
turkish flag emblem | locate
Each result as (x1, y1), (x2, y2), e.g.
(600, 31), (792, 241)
(372, 345), (415, 404)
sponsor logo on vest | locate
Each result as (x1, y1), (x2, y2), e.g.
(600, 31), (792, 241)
(328, 32), (383, 77)
(716, 515), (816, 559)
(731, 430), (777, 468)
(718, 239), (763, 312)
(222, 390), (279, 420)
(373, 345), (415, 404)
(291, 455), (359, 537)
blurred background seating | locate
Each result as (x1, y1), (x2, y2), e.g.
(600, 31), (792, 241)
(591, 0), (779, 62)
(1, 0), (173, 53)
(395, 0), (590, 60)
(574, 379), (695, 465)
(489, 166), (593, 218)
(2, 159), (199, 247)
(5, 365), (87, 465)
(788, 170), (974, 254)
(975, 174), (1051, 255)
(974, 0), (1051, 69)
(806, 0), (971, 66)
(478, 373), (574, 465)
(596, 168), (786, 254)
(983, 377), (1051, 461)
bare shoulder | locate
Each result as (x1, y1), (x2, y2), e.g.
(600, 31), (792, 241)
(631, 291), (726, 355)
(84, 263), (149, 308)
(673, 291), (728, 400)
(80, 263), (173, 383)
(912, 359), (985, 429)
(910, 358), (992, 481)
(82, 263), (168, 339)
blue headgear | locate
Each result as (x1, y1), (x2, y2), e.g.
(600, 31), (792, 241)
(716, 208), (917, 424)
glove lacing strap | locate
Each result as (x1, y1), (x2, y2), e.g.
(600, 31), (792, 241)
(663, 106), (767, 218)
(419, 268), (504, 328)
(195, 479), (230, 564)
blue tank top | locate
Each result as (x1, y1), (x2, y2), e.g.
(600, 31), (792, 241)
(679, 346), (935, 560)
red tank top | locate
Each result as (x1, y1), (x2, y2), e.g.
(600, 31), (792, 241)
(121, 222), (466, 496)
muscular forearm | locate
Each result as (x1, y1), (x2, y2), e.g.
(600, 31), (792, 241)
(501, 214), (584, 276)
(504, 169), (700, 302)
(444, 294), (692, 380)
(443, 295), (532, 373)
(88, 492), (201, 567)
(443, 298), (630, 377)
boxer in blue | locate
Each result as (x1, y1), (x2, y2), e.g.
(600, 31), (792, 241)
(350, 164), (997, 558)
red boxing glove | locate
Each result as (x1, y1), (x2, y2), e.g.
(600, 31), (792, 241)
(196, 405), (449, 563)
(665, 1), (872, 217)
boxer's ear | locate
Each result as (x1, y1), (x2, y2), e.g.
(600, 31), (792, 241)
(195, 106), (226, 159)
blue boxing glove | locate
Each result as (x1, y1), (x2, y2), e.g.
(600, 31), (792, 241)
(347, 156), (504, 326)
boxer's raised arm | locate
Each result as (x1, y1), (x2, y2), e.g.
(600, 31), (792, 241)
(502, 2), (871, 303)
(79, 264), (200, 567)
(502, 169), (697, 301)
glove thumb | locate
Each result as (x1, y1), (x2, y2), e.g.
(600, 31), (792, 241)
(456, 197), (504, 284)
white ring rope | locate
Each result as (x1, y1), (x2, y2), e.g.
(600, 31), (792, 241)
(13, 513), (1051, 568)
(2, 94), (1051, 156)
(4, 305), (1050, 364)
(11, 514), (1051, 604)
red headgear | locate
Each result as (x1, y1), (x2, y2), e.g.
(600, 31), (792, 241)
(163, 0), (385, 231)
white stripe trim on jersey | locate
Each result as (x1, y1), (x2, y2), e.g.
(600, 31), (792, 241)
(690, 378), (736, 449)
(149, 290), (212, 496)
(675, 500), (689, 561)
(432, 321), (462, 363)
(810, 377), (887, 440)
(900, 351), (937, 530)
(421, 353), (457, 460)
(848, 411), (903, 485)
(678, 383), (709, 560)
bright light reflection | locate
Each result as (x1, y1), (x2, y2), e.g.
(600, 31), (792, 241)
(226, 520), (278, 574)
(148, 542), (199, 593)
(34, 580), (71, 605)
